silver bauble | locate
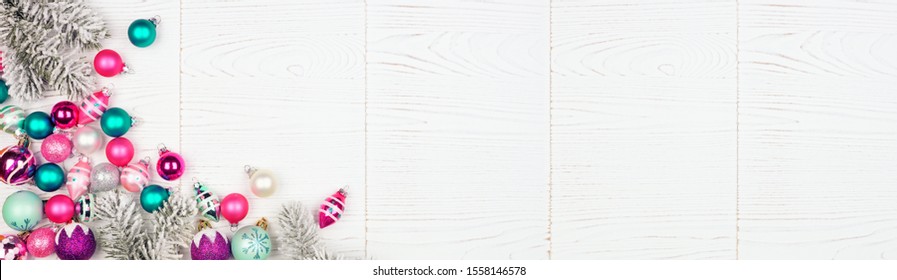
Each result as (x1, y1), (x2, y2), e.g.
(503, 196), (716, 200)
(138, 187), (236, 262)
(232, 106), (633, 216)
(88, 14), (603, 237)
(73, 126), (104, 155)
(247, 167), (277, 198)
(90, 162), (120, 192)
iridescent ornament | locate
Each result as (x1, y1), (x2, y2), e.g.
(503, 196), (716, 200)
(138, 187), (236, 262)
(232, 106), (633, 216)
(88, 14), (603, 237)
(121, 157), (151, 192)
(191, 221), (230, 260)
(55, 223), (96, 260)
(93, 49), (128, 77)
(40, 132), (73, 163)
(34, 163), (65, 192)
(140, 184), (170, 213)
(221, 193), (249, 227)
(90, 162), (120, 192)
(106, 137), (134, 167)
(231, 219), (272, 260)
(0, 235), (27, 260)
(78, 87), (112, 125)
(0, 139), (36, 186)
(156, 144), (185, 181)
(45, 194), (75, 223)
(2, 191), (43, 231)
(319, 187), (348, 229)
(26, 227), (56, 258)
(194, 179), (220, 222)
(23, 111), (54, 139)
(0, 105), (25, 135)
(51, 101), (79, 129)
(128, 16), (160, 48)
(75, 193), (94, 223)
(246, 165), (276, 198)
(100, 107), (134, 137)
(65, 157), (92, 199)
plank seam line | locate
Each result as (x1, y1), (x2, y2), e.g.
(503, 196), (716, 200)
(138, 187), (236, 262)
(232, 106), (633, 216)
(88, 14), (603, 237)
(735, 0), (741, 260)
(548, 0), (554, 260)
(364, 0), (370, 260)
(178, 0), (184, 190)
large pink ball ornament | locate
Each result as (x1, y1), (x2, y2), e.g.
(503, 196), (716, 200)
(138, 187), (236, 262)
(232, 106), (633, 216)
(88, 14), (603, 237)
(221, 193), (249, 227)
(40, 133), (73, 163)
(51, 101), (80, 129)
(106, 137), (135, 167)
(93, 49), (128, 77)
(45, 194), (75, 223)
(156, 144), (185, 181)
(26, 227), (56, 258)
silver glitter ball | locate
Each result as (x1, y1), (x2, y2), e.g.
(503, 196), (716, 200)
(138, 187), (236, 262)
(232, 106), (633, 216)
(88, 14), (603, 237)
(90, 162), (121, 192)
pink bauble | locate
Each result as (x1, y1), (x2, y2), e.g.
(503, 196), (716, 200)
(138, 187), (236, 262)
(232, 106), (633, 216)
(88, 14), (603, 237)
(51, 101), (80, 129)
(121, 158), (151, 192)
(40, 133), (73, 163)
(26, 227), (56, 258)
(156, 148), (185, 181)
(93, 49), (125, 77)
(106, 137), (134, 167)
(45, 194), (75, 223)
(220, 193), (249, 226)
(78, 90), (111, 125)
(65, 157), (92, 199)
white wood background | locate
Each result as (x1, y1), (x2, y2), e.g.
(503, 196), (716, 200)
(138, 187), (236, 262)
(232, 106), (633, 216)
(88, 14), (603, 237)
(1, 0), (895, 260)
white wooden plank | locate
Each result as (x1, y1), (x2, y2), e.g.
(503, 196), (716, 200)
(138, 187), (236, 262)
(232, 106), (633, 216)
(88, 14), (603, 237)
(551, 0), (738, 259)
(738, 0), (897, 259)
(180, 0), (366, 259)
(366, 0), (550, 259)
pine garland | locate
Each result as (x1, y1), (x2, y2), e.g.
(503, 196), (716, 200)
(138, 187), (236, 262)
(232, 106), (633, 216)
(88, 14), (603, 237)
(276, 202), (345, 260)
(0, 0), (108, 100)
(93, 190), (197, 260)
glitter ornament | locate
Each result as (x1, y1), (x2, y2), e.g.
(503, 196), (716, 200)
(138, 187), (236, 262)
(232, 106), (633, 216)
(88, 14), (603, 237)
(221, 193), (249, 227)
(65, 157), (92, 199)
(156, 144), (185, 181)
(51, 101), (80, 129)
(0, 235), (27, 260)
(73, 126), (104, 155)
(140, 184), (170, 213)
(231, 219), (272, 260)
(191, 221), (230, 260)
(34, 163), (66, 192)
(100, 107), (134, 137)
(246, 165), (276, 198)
(23, 111), (54, 139)
(106, 137), (135, 167)
(90, 162), (121, 192)
(78, 87), (112, 125)
(75, 194), (94, 223)
(55, 223), (96, 260)
(0, 139), (36, 186)
(128, 16), (160, 48)
(93, 49), (128, 77)
(0, 105), (25, 135)
(26, 227), (56, 258)
(121, 157), (151, 192)
(319, 187), (348, 229)
(2, 191), (43, 231)
(45, 194), (75, 223)
(40, 133), (73, 163)
(194, 179), (220, 222)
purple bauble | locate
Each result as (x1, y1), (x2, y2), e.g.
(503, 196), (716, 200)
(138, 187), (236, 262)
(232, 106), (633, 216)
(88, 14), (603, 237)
(0, 144), (37, 186)
(1, 235), (28, 260)
(41, 133), (74, 163)
(190, 229), (230, 260)
(156, 149), (185, 181)
(55, 223), (96, 260)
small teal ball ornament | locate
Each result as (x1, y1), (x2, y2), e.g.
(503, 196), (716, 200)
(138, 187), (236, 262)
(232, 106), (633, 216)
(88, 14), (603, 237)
(34, 163), (66, 192)
(0, 79), (9, 103)
(231, 225), (272, 260)
(100, 107), (133, 137)
(140, 184), (170, 213)
(23, 111), (54, 139)
(128, 16), (159, 48)
(2, 190), (44, 231)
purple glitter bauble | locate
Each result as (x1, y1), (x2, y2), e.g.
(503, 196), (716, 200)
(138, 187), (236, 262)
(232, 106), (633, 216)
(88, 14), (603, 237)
(55, 223), (96, 260)
(0, 144), (37, 186)
(190, 229), (230, 260)
(1, 235), (28, 260)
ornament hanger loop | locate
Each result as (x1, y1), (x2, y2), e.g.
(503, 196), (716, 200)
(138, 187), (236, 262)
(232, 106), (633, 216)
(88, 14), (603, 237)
(340, 185), (350, 195)
(121, 64), (133, 75)
(141, 156), (151, 163)
(149, 15), (162, 25)
(230, 224), (238, 232)
(244, 165), (257, 176)
(157, 143), (168, 152)
(102, 84), (115, 96)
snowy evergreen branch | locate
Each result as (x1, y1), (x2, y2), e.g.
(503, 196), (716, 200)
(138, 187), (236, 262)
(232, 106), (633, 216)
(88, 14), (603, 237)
(92, 190), (197, 260)
(145, 191), (197, 260)
(93, 190), (147, 260)
(276, 202), (345, 260)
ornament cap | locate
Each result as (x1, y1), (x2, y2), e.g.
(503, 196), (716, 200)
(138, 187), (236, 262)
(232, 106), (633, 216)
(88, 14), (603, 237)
(149, 15), (162, 25)
(140, 156), (151, 165)
(157, 143), (168, 153)
(121, 64), (133, 75)
(197, 220), (211, 231)
(256, 217), (269, 231)
(340, 185), (349, 195)
(101, 84), (114, 96)
(244, 165), (258, 177)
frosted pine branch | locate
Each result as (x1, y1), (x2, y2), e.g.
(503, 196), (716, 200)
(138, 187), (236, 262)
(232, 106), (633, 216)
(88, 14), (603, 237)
(93, 190), (147, 260)
(276, 202), (347, 260)
(146, 191), (197, 260)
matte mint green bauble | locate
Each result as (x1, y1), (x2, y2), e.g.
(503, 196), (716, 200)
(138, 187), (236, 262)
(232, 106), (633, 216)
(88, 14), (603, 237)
(140, 184), (170, 213)
(100, 107), (132, 137)
(128, 18), (157, 47)
(34, 163), (66, 192)
(2, 191), (44, 231)
(23, 111), (54, 139)
(0, 79), (8, 103)
(231, 225), (271, 260)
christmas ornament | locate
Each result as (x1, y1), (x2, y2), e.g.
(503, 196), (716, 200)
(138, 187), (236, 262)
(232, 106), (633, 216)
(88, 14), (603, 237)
(194, 179), (220, 222)
(191, 221), (230, 260)
(100, 107), (134, 137)
(23, 111), (54, 139)
(72, 125), (104, 155)
(141, 184), (170, 213)
(0, 235), (27, 260)
(0, 105), (25, 134)
(2, 191), (43, 231)
(0, 140), (36, 185)
(45, 194), (75, 223)
(106, 137), (134, 167)
(128, 16), (160, 48)
(277, 202), (346, 260)
(50, 101), (79, 129)
(232, 219), (272, 260)
(78, 87), (112, 125)
(93, 49), (128, 77)
(246, 165), (277, 198)
(75, 193), (94, 223)
(65, 157), (92, 199)
(156, 144), (185, 180)
(90, 162), (120, 192)
(221, 193), (249, 227)
(121, 157), (151, 192)
(55, 223), (97, 260)
(40, 132), (73, 163)
(319, 187), (348, 229)
(34, 163), (65, 192)
(0, 79), (7, 103)
(26, 227), (56, 258)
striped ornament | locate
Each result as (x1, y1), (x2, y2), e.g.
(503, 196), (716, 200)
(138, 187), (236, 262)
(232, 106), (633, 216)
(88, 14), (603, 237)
(65, 157), (92, 199)
(0, 144), (36, 186)
(194, 180), (221, 222)
(78, 89), (111, 125)
(120, 158), (150, 192)
(318, 188), (348, 229)
(0, 105), (25, 135)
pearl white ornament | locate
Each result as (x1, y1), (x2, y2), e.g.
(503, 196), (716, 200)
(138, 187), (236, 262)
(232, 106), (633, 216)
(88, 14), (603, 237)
(73, 126), (104, 155)
(246, 165), (277, 198)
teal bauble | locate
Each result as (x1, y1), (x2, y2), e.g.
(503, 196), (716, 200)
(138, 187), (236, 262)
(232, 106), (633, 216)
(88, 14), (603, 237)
(140, 184), (170, 213)
(0, 79), (9, 103)
(231, 225), (272, 260)
(2, 191), (44, 231)
(100, 107), (133, 137)
(128, 18), (157, 48)
(23, 111), (54, 139)
(34, 163), (66, 192)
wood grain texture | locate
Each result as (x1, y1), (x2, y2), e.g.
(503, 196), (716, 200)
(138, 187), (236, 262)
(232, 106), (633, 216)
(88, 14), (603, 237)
(737, 0), (897, 259)
(180, 0), (366, 259)
(365, 0), (550, 259)
(550, 0), (738, 259)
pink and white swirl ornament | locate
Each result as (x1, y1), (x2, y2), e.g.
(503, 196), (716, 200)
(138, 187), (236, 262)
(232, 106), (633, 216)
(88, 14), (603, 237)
(65, 157), (92, 199)
(318, 187), (348, 229)
(78, 87), (112, 125)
